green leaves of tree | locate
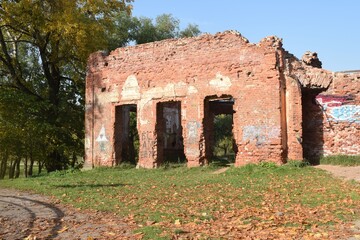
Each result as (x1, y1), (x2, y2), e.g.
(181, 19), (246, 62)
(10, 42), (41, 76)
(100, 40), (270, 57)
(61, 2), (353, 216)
(0, 0), (133, 175)
(0, 0), (200, 177)
(118, 13), (201, 46)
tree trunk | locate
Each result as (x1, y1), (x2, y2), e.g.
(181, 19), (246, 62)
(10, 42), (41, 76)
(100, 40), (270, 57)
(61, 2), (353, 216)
(15, 156), (21, 178)
(0, 151), (8, 179)
(45, 150), (66, 172)
(28, 154), (34, 177)
(24, 155), (28, 178)
(28, 146), (34, 177)
(70, 152), (76, 168)
(38, 159), (43, 174)
(8, 158), (15, 179)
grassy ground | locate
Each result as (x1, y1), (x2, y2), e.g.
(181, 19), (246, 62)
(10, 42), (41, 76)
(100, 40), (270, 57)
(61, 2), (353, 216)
(1, 162), (360, 239)
(320, 155), (360, 166)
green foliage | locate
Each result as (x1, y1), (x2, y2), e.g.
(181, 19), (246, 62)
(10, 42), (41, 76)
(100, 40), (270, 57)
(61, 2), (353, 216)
(129, 14), (201, 45)
(46, 168), (81, 177)
(0, 2), (199, 177)
(107, 11), (138, 49)
(179, 24), (202, 38)
(285, 160), (310, 168)
(154, 14), (180, 39)
(213, 114), (235, 157)
(209, 156), (233, 167)
(0, 0), (133, 176)
(320, 155), (360, 166)
(258, 161), (278, 169)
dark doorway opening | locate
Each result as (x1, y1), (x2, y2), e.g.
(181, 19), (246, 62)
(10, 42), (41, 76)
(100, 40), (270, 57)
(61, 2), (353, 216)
(114, 104), (139, 165)
(204, 96), (237, 165)
(156, 101), (185, 164)
(301, 89), (324, 165)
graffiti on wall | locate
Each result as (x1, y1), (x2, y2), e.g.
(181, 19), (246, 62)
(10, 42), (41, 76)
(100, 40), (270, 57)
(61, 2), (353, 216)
(184, 121), (201, 157)
(139, 131), (154, 158)
(242, 125), (280, 147)
(316, 94), (360, 123)
(163, 107), (181, 149)
(96, 125), (108, 151)
(186, 121), (200, 145)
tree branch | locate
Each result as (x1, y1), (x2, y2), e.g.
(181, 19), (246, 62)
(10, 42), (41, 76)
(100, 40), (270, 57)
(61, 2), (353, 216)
(0, 30), (43, 101)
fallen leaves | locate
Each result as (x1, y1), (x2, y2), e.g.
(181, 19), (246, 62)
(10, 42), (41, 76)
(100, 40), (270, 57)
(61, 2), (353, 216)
(2, 166), (360, 239)
(57, 226), (68, 233)
(120, 167), (360, 239)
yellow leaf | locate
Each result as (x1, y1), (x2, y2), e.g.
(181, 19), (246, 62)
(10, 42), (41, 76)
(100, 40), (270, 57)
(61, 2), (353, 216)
(57, 226), (68, 233)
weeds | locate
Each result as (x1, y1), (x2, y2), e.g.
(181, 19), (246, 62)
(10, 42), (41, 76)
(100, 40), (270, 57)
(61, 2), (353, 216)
(284, 160), (310, 168)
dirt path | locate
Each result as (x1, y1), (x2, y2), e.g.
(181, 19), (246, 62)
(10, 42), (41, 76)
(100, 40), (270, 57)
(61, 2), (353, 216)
(314, 165), (360, 182)
(0, 188), (138, 240)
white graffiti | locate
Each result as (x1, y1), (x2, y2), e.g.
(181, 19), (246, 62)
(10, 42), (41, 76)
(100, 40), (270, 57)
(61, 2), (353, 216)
(96, 125), (108, 142)
(96, 125), (108, 152)
(316, 95), (360, 123)
(242, 125), (280, 146)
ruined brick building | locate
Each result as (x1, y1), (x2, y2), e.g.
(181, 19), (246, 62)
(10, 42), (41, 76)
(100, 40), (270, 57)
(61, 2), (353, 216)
(84, 31), (360, 168)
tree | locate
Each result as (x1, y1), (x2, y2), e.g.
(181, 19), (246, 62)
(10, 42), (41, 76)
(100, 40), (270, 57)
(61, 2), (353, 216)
(0, 0), (133, 175)
(0, 1), (200, 177)
(179, 24), (201, 38)
(130, 14), (201, 44)
(213, 114), (235, 158)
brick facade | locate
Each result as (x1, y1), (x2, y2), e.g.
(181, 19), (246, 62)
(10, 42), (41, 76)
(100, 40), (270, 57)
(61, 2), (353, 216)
(302, 72), (360, 161)
(84, 31), (360, 168)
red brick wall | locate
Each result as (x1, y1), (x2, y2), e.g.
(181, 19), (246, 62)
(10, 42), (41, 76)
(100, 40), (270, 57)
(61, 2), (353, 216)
(285, 76), (303, 160)
(85, 31), (289, 168)
(298, 70), (360, 162)
(317, 73), (360, 157)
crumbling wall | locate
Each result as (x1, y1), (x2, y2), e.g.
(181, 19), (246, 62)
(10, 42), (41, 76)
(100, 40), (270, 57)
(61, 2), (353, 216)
(85, 31), (288, 168)
(316, 72), (360, 157)
(287, 51), (360, 161)
(284, 52), (334, 161)
(84, 31), (359, 169)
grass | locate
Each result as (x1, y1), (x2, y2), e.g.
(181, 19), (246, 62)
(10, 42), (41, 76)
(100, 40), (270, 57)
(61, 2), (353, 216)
(0, 162), (360, 239)
(320, 155), (360, 166)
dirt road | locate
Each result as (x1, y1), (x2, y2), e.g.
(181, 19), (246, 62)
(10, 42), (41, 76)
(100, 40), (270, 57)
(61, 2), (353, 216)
(0, 188), (137, 240)
(314, 165), (360, 182)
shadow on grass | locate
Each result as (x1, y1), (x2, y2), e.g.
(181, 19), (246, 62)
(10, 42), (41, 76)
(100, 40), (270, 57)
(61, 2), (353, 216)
(53, 183), (130, 188)
(210, 156), (235, 168)
(0, 195), (64, 238)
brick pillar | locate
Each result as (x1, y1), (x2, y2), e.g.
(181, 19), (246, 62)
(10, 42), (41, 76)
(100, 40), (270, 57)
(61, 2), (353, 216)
(183, 95), (206, 167)
(285, 76), (303, 160)
(137, 100), (159, 168)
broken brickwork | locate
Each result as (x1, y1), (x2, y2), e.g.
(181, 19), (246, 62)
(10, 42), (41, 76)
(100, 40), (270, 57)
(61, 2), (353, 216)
(302, 72), (360, 161)
(84, 31), (360, 168)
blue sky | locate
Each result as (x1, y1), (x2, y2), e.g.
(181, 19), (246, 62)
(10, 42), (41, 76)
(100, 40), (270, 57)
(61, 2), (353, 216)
(131, 0), (359, 72)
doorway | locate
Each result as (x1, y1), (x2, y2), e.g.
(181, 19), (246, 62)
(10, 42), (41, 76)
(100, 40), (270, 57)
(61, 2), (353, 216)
(114, 104), (139, 165)
(301, 89), (324, 164)
(156, 101), (185, 164)
(204, 96), (236, 165)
